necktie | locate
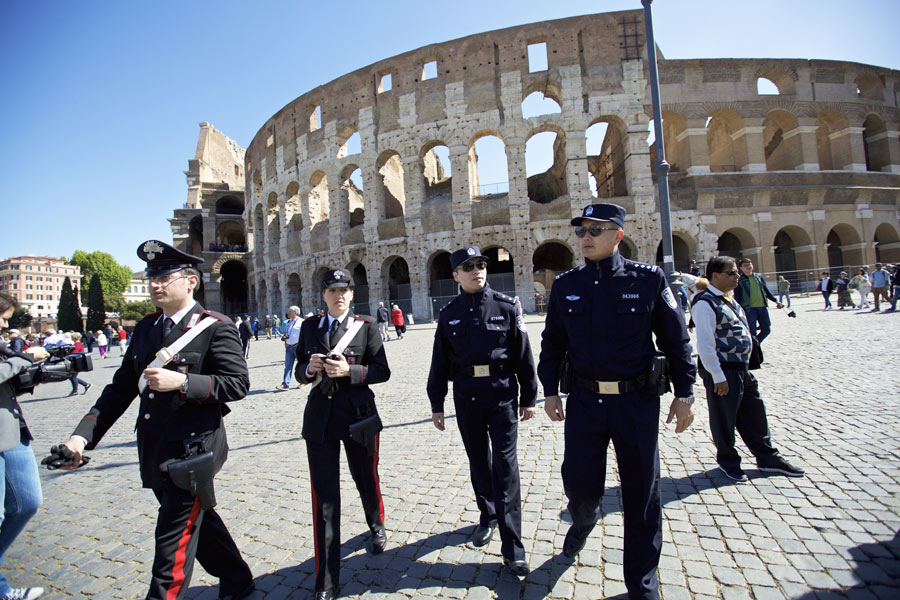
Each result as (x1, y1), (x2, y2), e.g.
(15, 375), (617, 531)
(163, 317), (174, 337)
(329, 318), (340, 345)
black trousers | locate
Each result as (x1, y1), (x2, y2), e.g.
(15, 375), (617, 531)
(148, 484), (252, 600)
(306, 433), (385, 592)
(453, 395), (524, 562)
(562, 388), (662, 600)
(699, 365), (779, 469)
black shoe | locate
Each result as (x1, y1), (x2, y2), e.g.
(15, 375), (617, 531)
(82, 383), (93, 395)
(218, 580), (254, 600)
(471, 522), (496, 547)
(562, 525), (590, 558)
(758, 457), (805, 477)
(718, 464), (748, 482)
(369, 528), (387, 554)
(503, 558), (530, 578)
(315, 588), (338, 600)
(67, 391), (78, 397)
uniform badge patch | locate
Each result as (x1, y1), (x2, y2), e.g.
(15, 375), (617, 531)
(661, 287), (678, 310)
(566, 295), (581, 301)
(142, 240), (163, 260)
(449, 319), (460, 325)
(516, 315), (526, 332)
(467, 247), (476, 256)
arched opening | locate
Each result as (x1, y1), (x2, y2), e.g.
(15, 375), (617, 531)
(269, 277), (282, 318)
(249, 284), (256, 315)
(384, 257), (412, 316)
(863, 114), (889, 172)
(337, 126), (361, 158)
(309, 171), (330, 252)
(660, 111), (687, 173)
(816, 109), (850, 171)
(586, 117), (627, 197)
(428, 251), (455, 318)
(521, 90), (561, 119)
(257, 279), (267, 318)
(826, 230), (844, 270)
(533, 242), (574, 310)
(706, 109), (744, 172)
(754, 67), (796, 95)
(655, 235), (691, 273)
(756, 77), (780, 95)
(349, 263), (370, 316)
(619, 236), (636, 260)
(285, 182), (302, 256)
(267, 192), (281, 263)
(215, 221), (246, 249)
(341, 165), (365, 228)
(376, 151), (406, 219)
(422, 142), (452, 202)
(253, 204), (265, 268)
(763, 110), (801, 171)
(215, 196), (244, 215)
(189, 215), (203, 256)
(286, 272), (302, 312)
(874, 222), (900, 263)
(469, 134), (508, 198)
(717, 228), (754, 261)
(483, 246), (515, 296)
(773, 225), (814, 276)
(526, 128), (567, 204)
(827, 224), (863, 268)
(856, 73), (884, 101)
(220, 260), (248, 316)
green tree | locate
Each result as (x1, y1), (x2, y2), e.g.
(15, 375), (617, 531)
(8, 308), (32, 330)
(86, 273), (106, 331)
(56, 277), (84, 333)
(69, 250), (133, 308)
(120, 300), (157, 322)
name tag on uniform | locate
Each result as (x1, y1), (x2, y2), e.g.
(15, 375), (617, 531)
(622, 293), (640, 299)
(489, 316), (505, 322)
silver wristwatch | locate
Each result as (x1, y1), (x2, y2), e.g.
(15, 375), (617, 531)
(675, 396), (694, 406)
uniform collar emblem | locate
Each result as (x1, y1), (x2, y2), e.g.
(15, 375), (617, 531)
(143, 241), (163, 260)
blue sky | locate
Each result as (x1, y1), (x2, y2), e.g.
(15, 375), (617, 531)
(2, 0), (898, 272)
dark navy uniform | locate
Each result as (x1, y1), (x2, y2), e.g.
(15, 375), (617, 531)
(427, 281), (538, 564)
(539, 250), (695, 600)
(295, 295), (390, 595)
(70, 241), (253, 600)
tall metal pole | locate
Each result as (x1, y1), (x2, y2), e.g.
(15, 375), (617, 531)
(641, 0), (674, 275)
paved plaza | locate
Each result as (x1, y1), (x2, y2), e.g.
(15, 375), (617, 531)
(7, 294), (900, 599)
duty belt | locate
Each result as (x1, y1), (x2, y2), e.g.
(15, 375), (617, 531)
(573, 373), (640, 395)
(456, 363), (510, 378)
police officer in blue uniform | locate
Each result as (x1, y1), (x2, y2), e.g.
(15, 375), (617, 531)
(427, 246), (538, 578)
(539, 204), (696, 600)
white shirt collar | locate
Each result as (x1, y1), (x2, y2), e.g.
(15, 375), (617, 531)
(327, 310), (350, 329)
(159, 300), (197, 328)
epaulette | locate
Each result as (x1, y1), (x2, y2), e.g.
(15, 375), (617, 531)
(493, 291), (516, 304)
(352, 314), (374, 323)
(303, 314), (319, 322)
(202, 309), (232, 323)
(142, 310), (163, 321)
(624, 259), (658, 273)
(439, 296), (460, 312)
(555, 266), (581, 280)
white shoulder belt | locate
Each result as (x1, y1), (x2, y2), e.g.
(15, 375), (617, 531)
(310, 318), (366, 389)
(137, 316), (218, 393)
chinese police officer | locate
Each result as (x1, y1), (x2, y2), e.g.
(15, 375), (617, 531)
(539, 204), (696, 600)
(427, 246), (538, 577)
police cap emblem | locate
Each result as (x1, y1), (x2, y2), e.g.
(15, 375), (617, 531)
(143, 241), (164, 260)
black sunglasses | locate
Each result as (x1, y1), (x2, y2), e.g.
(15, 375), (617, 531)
(458, 261), (487, 272)
(575, 224), (619, 238)
(720, 269), (739, 276)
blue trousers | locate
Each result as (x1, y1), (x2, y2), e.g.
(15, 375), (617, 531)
(282, 345), (298, 387)
(0, 441), (43, 597)
(744, 306), (772, 343)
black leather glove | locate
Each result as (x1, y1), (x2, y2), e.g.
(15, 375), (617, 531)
(41, 444), (91, 470)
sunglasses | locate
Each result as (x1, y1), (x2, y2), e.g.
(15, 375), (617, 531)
(458, 261), (487, 272)
(720, 269), (739, 276)
(575, 224), (619, 238)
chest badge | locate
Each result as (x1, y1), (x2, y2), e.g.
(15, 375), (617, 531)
(622, 293), (640, 300)
(566, 295), (581, 301)
(448, 319), (460, 325)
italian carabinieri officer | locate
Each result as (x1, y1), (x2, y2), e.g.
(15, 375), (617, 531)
(57, 240), (255, 600)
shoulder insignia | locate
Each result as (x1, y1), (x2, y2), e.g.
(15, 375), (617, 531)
(302, 314), (318, 322)
(142, 310), (163, 320)
(555, 267), (581, 280)
(624, 259), (659, 274)
(439, 296), (460, 312)
(353, 314), (374, 323)
(493, 291), (516, 304)
(202, 309), (232, 323)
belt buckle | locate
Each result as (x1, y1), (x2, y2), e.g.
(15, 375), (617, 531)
(595, 380), (620, 395)
(473, 365), (491, 378)
(156, 347), (174, 366)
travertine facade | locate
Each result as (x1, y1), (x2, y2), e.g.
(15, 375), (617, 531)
(171, 11), (900, 320)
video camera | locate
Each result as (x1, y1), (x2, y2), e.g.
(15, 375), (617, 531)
(1, 344), (93, 395)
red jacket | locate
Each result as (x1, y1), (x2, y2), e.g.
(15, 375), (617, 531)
(391, 308), (404, 326)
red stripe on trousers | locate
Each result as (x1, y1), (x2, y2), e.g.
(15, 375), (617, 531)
(372, 433), (385, 524)
(166, 497), (201, 600)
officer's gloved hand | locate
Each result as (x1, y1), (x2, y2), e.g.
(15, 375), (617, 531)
(41, 444), (91, 470)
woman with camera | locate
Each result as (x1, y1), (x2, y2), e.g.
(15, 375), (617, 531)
(0, 292), (49, 600)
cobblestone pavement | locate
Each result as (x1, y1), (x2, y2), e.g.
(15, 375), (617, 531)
(7, 295), (899, 599)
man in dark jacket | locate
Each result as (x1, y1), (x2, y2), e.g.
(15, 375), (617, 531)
(59, 241), (254, 600)
(733, 258), (782, 343)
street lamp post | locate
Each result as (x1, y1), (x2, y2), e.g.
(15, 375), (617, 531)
(641, 0), (675, 276)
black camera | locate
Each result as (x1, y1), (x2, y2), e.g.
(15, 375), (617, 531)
(2, 344), (93, 395)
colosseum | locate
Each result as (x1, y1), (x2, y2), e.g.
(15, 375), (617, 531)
(169, 10), (900, 321)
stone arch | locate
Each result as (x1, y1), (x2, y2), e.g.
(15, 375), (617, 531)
(347, 262), (370, 315)
(427, 250), (455, 316)
(188, 215), (203, 256)
(249, 284), (256, 315)
(521, 89), (562, 119)
(754, 66), (797, 96)
(468, 131), (508, 199)
(532, 241), (574, 303)
(216, 221), (245, 247)
(661, 111), (688, 173)
(337, 125), (361, 158)
(586, 116), (627, 198)
(856, 72), (884, 101)
(763, 109), (801, 171)
(382, 256), (412, 315)
(257, 278), (267, 318)
(215, 195), (243, 215)
(827, 223), (863, 268)
(707, 109), (745, 172)
(816, 109), (851, 170)
(773, 225), (814, 274)
(253, 204), (265, 269)
(619, 236), (636, 260)
(266, 192), (281, 263)
(862, 113), (890, 172)
(220, 260), (248, 317)
(717, 227), (755, 260)
(422, 141), (452, 202)
(526, 125), (568, 204)
(309, 171), (330, 253)
(482, 245), (516, 296)
(269, 276), (282, 317)
(874, 222), (900, 263)
(376, 150), (406, 219)
(341, 164), (365, 228)
(655, 233), (693, 273)
(286, 272), (302, 311)
(285, 181), (302, 257)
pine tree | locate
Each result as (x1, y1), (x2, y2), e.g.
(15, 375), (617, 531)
(56, 277), (83, 333)
(86, 273), (106, 331)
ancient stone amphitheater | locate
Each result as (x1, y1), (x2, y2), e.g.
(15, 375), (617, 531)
(169, 10), (900, 321)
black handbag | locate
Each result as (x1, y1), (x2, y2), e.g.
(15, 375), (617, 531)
(748, 337), (764, 370)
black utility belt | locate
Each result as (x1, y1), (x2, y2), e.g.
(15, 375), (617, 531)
(455, 363), (510, 378)
(573, 373), (641, 395)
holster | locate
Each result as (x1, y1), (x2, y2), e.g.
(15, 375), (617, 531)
(559, 355), (574, 395)
(348, 410), (383, 456)
(160, 435), (218, 510)
(640, 354), (671, 396)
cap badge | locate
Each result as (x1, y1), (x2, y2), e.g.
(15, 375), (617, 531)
(334, 269), (343, 279)
(143, 241), (164, 260)
(467, 247), (476, 256)
(585, 206), (593, 216)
